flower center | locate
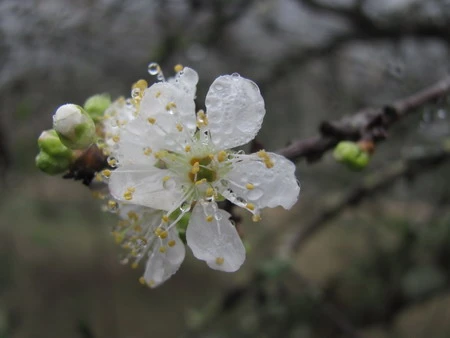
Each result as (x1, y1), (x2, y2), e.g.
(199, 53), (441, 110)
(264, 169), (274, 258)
(188, 156), (217, 183)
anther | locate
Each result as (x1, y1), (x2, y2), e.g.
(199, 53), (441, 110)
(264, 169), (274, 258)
(159, 246), (167, 253)
(206, 215), (214, 222)
(165, 102), (177, 111)
(143, 147), (152, 156)
(112, 135), (120, 143)
(191, 161), (200, 174)
(162, 215), (169, 223)
(139, 277), (146, 285)
(176, 123), (183, 132)
(185, 145), (191, 152)
(102, 169), (111, 178)
(246, 183), (254, 190)
(252, 214), (262, 222)
(174, 64), (184, 73)
(168, 240), (176, 247)
(215, 257), (224, 265)
(159, 231), (168, 239)
(246, 203), (255, 211)
(147, 117), (156, 124)
(217, 150), (227, 162)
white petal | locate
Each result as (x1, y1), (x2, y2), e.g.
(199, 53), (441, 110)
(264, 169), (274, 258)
(225, 153), (300, 210)
(205, 74), (265, 149)
(186, 202), (245, 272)
(112, 122), (157, 166)
(171, 67), (199, 98)
(143, 237), (185, 288)
(109, 165), (183, 211)
(137, 82), (197, 152)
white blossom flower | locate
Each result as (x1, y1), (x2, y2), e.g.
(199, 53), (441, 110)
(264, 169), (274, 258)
(108, 66), (300, 275)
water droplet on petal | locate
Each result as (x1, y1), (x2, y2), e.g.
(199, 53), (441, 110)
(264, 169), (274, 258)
(236, 196), (247, 205)
(163, 178), (177, 190)
(214, 212), (223, 221)
(231, 72), (240, 78)
(214, 84), (223, 91)
(131, 88), (141, 99)
(148, 62), (160, 75)
(247, 188), (263, 201)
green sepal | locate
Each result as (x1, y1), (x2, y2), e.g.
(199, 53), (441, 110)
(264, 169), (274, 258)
(35, 151), (70, 175)
(84, 94), (111, 122)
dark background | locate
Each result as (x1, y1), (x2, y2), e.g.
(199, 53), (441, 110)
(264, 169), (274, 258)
(0, 0), (450, 337)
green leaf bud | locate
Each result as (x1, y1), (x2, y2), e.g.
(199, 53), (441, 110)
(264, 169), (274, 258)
(333, 141), (371, 171)
(37, 129), (72, 159)
(83, 94), (111, 122)
(35, 151), (70, 175)
(53, 104), (96, 150)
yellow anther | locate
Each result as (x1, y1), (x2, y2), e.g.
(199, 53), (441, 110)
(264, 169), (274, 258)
(112, 135), (120, 143)
(246, 203), (255, 211)
(113, 232), (124, 244)
(174, 64), (184, 73)
(107, 158), (117, 167)
(155, 91), (161, 98)
(246, 183), (255, 190)
(215, 257), (224, 265)
(107, 200), (118, 209)
(147, 117), (156, 124)
(162, 215), (169, 223)
(131, 262), (138, 269)
(148, 280), (156, 287)
(143, 147), (152, 156)
(159, 231), (168, 239)
(195, 178), (207, 186)
(196, 110), (208, 127)
(165, 102), (177, 111)
(133, 225), (142, 233)
(264, 159), (274, 168)
(127, 187), (136, 193)
(159, 246), (167, 253)
(252, 214), (262, 222)
(206, 187), (215, 197)
(154, 227), (163, 236)
(162, 175), (171, 182)
(94, 173), (103, 182)
(132, 79), (148, 91)
(217, 150), (227, 162)
(185, 145), (191, 152)
(176, 123), (183, 132)
(127, 211), (139, 221)
(139, 277), (146, 285)
(168, 240), (176, 247)
(123, 191), (133, 201)
(206, 215), (214, 222)
(257, 150), (274, 168)
(191, 161), (200, 174)
(101, 169), (112, 178)
(92, 191), (105, 199)
(154, 150), (167, 159)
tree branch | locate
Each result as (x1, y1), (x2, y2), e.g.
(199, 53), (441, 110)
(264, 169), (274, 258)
(277, 76), (450, 162)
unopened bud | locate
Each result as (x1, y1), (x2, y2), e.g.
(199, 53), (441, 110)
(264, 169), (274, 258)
(35, 151), (70, 175)
(84, 94), (111, 122)
(37, 129), (72, 159)
(53, 104), (96, 149)
(333, 141), (370, 171)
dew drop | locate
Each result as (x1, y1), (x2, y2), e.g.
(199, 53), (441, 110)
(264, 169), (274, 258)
(163, 178), (176, 190)
(247, 188), (263, 201)
(148, 62), (160, 75)
(180, 201), (191, 212)
(131, 88), (141, 99)
(214, 84), (223, 91)
(107, 156), (119, 168)
(231, 72), (240, 78)
(214, 212), (223, 221)
(119, 257), (129, 265)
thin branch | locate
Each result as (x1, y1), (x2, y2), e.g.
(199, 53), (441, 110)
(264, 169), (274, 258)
(277, 76), (450, 162)
(285, 144), (450, 254)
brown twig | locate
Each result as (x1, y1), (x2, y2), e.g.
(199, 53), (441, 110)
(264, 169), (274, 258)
(277, 76), (450, 162)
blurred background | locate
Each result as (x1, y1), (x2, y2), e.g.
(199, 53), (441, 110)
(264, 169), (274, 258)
(1, 0), (450, 337)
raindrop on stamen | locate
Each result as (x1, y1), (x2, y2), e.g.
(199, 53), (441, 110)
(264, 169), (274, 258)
(148, 62), (160, 75)
(131, 88), (141, 99)
(214, 212), (223, 221)
(180, 202), (191, 212)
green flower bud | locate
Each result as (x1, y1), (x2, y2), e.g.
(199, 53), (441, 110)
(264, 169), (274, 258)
(35, 151), (70, 175)
(84, 94), (111, 122)
(53, 104), (96, 150)
(37, 129), (72, 159)
(333, 141), (360, 162)
(349, 151), (370, 170)
(333, 141), (370, 171)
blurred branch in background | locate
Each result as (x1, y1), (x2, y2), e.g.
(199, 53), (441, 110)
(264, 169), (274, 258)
(278, 75), (450, 162)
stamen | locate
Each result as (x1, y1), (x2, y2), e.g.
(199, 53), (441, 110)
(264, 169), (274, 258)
(174, 64), (184, 73)
(217, 150), (227, 162)
(246, 183), (255, 190)
(168, 240), (176, 247)
(176, 123), (183, 132)
(252, 214), (261, 222)
(147, 117), (156, 124)
(206, 215), (214, 222)
(246, 203), (255, 211)
(102, 169), (111, 178)
(215, 257), (224, 265)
